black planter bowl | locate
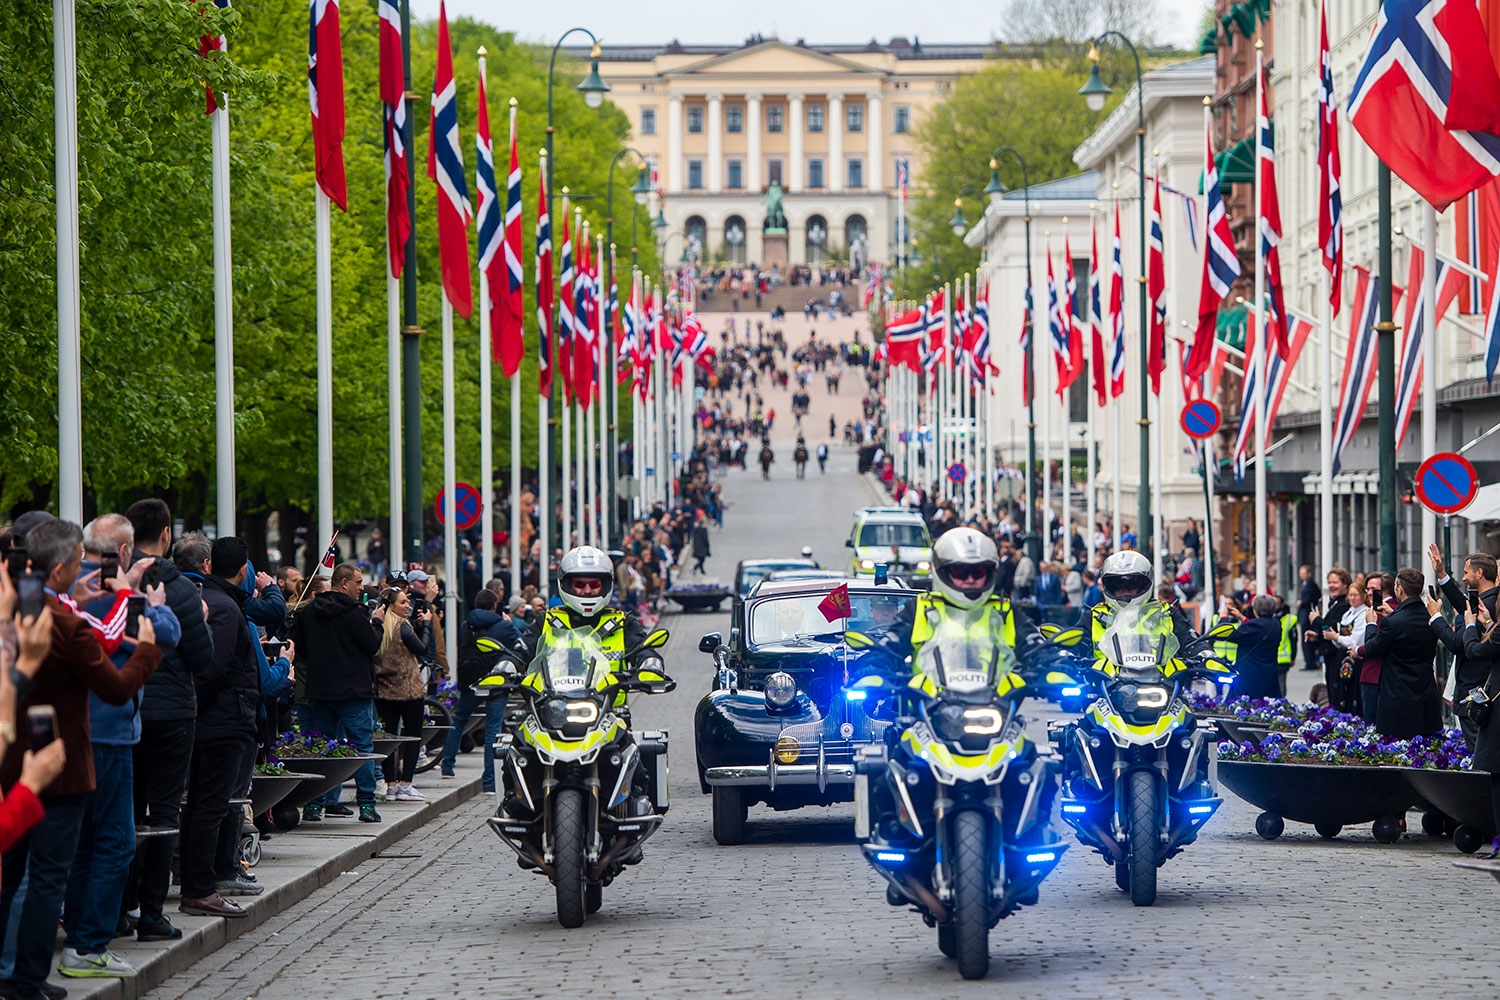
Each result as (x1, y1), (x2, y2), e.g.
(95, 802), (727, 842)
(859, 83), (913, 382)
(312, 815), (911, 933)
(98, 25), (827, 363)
(1405, 768), (1496, 851)
(250, 772), (319, 815)
(1216, 720), (1275, 745)
(665, 591), (729, 612)
(372, 735), (422, 760)
(278, 754), (384, 806)
(1217, 760), (1418, 842)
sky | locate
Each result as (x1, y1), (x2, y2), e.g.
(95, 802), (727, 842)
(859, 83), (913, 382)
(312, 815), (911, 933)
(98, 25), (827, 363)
(413, 0), (1210, 54)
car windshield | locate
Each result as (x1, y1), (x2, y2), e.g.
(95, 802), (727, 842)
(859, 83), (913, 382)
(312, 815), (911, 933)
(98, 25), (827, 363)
(749, 592), (914, 646)
(857, 523), (929, 548)
(1097, 602), (1179, 675)
(739, 561), (814, 597)
(529, 625), (614, 692)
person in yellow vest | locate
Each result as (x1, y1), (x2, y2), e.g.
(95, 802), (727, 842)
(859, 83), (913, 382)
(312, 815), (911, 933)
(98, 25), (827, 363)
(1276, 596), (1297, 695)
(1211, 597), (1242, 671)
(1088, 551), (1198, 661)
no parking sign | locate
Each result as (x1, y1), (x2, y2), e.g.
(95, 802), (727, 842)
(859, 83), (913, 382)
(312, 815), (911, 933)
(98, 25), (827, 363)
(1414, 453), (1479, 516)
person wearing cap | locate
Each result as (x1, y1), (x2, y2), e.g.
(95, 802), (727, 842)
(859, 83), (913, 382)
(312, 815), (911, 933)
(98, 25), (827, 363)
(405, 570), (447, 681)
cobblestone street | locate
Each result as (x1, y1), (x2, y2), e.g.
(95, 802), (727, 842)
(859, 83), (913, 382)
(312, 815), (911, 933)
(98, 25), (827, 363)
(146, 442), (1499, 1000)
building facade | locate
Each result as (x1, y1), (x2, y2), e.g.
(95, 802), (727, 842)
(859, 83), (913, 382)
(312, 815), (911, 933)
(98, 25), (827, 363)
(584, 37), (991, 267)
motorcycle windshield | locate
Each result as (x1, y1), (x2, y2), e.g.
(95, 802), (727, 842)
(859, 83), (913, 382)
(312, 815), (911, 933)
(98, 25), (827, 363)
(1097, 603), (1178, 676)
(915, 614), (1018, 694)
(529, 627), (614, 694)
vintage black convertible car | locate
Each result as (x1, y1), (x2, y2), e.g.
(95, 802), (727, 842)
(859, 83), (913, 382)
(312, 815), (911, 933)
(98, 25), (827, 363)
(694, 579), (918, 845)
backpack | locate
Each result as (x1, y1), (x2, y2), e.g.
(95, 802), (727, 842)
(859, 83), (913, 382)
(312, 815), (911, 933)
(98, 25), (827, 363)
(456, 621), (505, 688)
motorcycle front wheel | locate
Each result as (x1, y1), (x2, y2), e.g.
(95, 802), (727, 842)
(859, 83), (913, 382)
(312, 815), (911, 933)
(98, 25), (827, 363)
(951, 810), (990, 979)
(1127, 770), (1159, 907)
(553, 788), (588, 928)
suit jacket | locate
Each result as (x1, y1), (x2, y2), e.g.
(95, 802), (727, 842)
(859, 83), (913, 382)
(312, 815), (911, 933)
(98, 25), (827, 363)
(1362, 597), (1442, 739)
(1437, 577), (1500, 694)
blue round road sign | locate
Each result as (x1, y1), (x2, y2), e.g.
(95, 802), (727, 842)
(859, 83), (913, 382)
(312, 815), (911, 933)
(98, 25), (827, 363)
(1415, 453), (1479, 515)
(1180, 399), (1222, 440)
(434, 482), (483, 531)
(947, 462), (967, 484)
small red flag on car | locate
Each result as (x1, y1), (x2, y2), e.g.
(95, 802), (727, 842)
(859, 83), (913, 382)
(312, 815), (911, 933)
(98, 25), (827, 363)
(818, 583), (852, 622)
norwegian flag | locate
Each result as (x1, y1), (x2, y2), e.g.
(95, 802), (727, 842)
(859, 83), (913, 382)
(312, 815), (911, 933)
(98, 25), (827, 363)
(1262, 309), (1315, 434)
(617, 282), (638, 384)
(199, 0), (230, 115)
(558, 211), (575, 402)
(535, 168), (554, 398)
(952, 294), (970, 372)
(1061, 236), (1083, 391)
(1089, 223), (1107, 407)
(1047, 250), (1071, 395)
(922, 291), (948, 368)
(1187, 114), (1240, 380)
(1396, 249), (1466, 443)
(1232, 319), (1258, 483)
(475, 67), (502, 361)
(427, 3), (472, 317)
(1457, 189), (1489, 314)
(965, 288), (992, 381)
(378, 0), (410, 279)
(1332, 268), (1400, 474)
(499, 106), (525, 377)
(1109, 202), (1126, 399)
(885, 305), (926, 372)
(1020, 282), (1035, 404)
(1347, 0), (1500, 210)
(1258, 59), (1290, 359)
(1485, 250), (1500, 384)
(1147, 176), (1167, 394)
(862, 263), (883, 309)
(308, 0), (347, 210)
(1317, 2), (1344, 317)
(1176, 335), (1233, 403)
(315, 533), (340, 579)
(573, 237), (596, 407)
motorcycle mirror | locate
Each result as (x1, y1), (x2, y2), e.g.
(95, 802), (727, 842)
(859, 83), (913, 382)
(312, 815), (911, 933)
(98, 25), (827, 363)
(1205, 621), (1236, 640)
(1039, 623), (1061, 639)
(643, 628), (671, 649)
(844, 630), (875, 649)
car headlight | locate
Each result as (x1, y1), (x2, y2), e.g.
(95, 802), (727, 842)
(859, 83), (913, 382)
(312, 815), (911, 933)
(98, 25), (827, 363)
(858, 559), (876, 571)
(915, 560), (931, 573)
(764, 671), (798, 708)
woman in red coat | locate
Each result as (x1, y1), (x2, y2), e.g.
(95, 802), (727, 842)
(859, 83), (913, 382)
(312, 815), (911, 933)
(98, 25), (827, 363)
(0, 569), (68, 857)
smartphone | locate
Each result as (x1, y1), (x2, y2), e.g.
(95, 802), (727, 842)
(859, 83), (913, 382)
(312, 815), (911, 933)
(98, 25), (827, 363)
(5, 544), (26, 585)
(26, 706), (56, 749)
(1429, 585), (1440, 601)
(1469, 588), (1482, 615)
(262, 638), (284, 662)
(17, 573), (45, 619)
(124, 595), (146, 638)
(98, 554), (119, 586)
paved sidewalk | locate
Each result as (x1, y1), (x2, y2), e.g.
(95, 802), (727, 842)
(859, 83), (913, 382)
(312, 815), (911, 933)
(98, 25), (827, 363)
(61, 748), (485, 1000)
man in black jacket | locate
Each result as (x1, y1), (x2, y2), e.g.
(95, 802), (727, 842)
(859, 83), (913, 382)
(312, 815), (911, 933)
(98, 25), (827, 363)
(179, 536), (260, 919)
(1362, 567), (1442, 740)
(292, 564), (382, 822)
(1426, 544), (1499, 748)
(440, 590), (520, 791)
(122, 498), (215, 943)
(1296, 564), (1322, 671)
(1304, 567), (1355, 713)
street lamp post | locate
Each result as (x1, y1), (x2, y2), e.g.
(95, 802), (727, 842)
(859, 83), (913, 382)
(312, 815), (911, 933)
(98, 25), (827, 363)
(604, 149), (650, 545)
(545, 28), (609, 564)
(1079, 33), (1151, 566)
(989, 146), (1039, 562)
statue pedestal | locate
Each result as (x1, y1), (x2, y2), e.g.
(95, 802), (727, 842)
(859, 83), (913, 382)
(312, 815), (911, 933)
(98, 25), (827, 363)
(763, 233), (788, 269)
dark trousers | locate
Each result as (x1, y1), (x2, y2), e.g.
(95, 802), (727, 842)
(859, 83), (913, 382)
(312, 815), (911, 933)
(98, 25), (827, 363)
(214, 739), (256, 882)
(0, 792), (88, 991)
(179, 734), (254, 900)
(1361, 681), (1380, 723)
(63, 745), (135, 954)
(125, 717), (195, 920)
(376, 698), (424, 784)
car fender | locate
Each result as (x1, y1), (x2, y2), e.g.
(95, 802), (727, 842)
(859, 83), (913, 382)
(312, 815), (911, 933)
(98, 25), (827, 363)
(694, 689), (824, 789)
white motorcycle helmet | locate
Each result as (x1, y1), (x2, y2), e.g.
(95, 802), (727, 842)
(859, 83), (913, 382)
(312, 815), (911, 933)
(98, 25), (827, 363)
(557, 545), (614, 618)
(931, 527), (1000, 609)
(1099, 551), (1154, 610)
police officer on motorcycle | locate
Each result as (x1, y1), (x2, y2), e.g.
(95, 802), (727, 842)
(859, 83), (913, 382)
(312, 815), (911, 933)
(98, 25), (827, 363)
(516, 545), (662, 686)
(1089, 551), (1198, 653)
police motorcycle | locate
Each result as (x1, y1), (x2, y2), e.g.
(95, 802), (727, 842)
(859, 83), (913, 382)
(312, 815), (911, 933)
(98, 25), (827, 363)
(476, 548), (674, 928)
(1049, 553), (1235, 907)
(843, 529), (1075, 980)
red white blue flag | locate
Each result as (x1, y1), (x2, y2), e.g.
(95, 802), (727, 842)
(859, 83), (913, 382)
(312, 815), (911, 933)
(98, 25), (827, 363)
(1047, 248), (1070, 395)
(378, 0), (410, 278)
(1332, 269), (1401, 474)
(1258, 58), (1289, 360)
(1089, 222), (1107, 408)
(1061, 236), (1083, 392)
(1317, 1), (1343, 317)
(558, 211), (575, 402)
(1396, 248), (1466, 443)
(1109, 202), (1126, 399)
(1147, 176), (1167, 394)
(427, 2), (472, 316)
(475, 67), (501, 360)
(1187, 114), (1240, 381)
(199, 0), (230, 115)
(536, 167), (554, 398)
(308, 0), (347, 210)
(500, 106), (525, 377)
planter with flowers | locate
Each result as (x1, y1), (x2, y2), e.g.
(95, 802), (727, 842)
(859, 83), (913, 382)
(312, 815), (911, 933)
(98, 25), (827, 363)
(270, 731), (383, 806)
(1399, 730), (1494, 852)
(250, 758), (320, 815)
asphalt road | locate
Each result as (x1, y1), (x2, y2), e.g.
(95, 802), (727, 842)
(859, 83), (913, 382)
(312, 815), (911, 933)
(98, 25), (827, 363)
(147, 445), (1499, 1000)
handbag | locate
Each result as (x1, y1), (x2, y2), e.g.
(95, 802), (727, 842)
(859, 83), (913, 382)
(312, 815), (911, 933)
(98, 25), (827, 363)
(1462, 672), (1499, 727)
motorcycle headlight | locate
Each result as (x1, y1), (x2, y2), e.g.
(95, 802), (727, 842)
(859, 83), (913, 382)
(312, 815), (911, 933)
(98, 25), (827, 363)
(930, 701), (1009, 751)
(537, 697), (599, 731)
(1113, 683), (1169, 723)
(537, 697), (571, 730)
(764, 671), (798, 708)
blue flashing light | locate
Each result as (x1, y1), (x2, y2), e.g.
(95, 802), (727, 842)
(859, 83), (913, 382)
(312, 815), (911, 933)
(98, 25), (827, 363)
(875, 851), (907, 863)
(845, 689), (868, 701)
(1061, 804), (1087, 814)
(1187, 804), (1215, 815)
(1024, 851), (1057, 864)
(1061, 686), (1082, 697)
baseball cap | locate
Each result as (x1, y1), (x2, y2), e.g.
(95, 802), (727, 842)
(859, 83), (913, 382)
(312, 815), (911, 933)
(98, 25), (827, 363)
(407, 569), (430, 583)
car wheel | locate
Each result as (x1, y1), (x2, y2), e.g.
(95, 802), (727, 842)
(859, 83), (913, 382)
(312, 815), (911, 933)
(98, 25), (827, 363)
(712, 786), (748, 845)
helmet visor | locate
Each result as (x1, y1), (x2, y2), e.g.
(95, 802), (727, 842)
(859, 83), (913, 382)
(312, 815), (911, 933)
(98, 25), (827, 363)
(937, 562), (997, 600)
(1101, 573), (1152, 603)
(561, 573), (611, 598)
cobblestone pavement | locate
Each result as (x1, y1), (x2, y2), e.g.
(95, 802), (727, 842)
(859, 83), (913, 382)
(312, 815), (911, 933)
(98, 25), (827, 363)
(146, 450), (1499, 1000)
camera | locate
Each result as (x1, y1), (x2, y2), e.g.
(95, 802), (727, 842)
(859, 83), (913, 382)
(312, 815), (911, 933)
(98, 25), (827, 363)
(410, 595), (428, 617)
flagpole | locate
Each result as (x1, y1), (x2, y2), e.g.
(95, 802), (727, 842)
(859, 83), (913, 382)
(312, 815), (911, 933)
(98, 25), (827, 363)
(477, 57), (494, 583)
(1041, 249), (1052, 560)
(538, 149), (551, 596)
(509, 100), (522, 596)
(54, 0), (82, 525)
(388, 272), (403, 567)
(1253, 44), (1269, 596)
(1086, 374), (1096, 570)
(1319, 275), (1333, 587)
(442, 292), (459, 662)
(1201, 435), (1218, 623)
(316, 186), (335, 561)
(211, 93), (236, 536)
(1152, 364), (1164, 583)
(1420, 203), (1438, 583)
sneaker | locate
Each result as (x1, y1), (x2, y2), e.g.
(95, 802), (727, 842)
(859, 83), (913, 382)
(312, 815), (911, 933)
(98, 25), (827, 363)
(416, 746), (429, 765)
(301, 803), (323, 822)
(440, 769), (456, 779)
(113, 914), (137, 939)
(394, 784), (425, 802)
(136, 915), (182, 942)
(374, 780), (389, 800)
(58, 948), (137, 979)
(40, 983), (69, 1000)
(324, 802), (354, 818)
(358, 803), (382, 823)
(215, 875), (264, 897)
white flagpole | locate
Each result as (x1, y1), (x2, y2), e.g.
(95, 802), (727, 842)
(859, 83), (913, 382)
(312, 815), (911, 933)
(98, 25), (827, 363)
(442, 293), (458, 662)
(1253, 46), (1269, 595)
(1421, 203), (1438, 582)
(388, 272), (403, 566)
(212, 92), (236, 536)
(1319, 260), (1334, 586)
(54, 0), (82, 525)
(1152, 372), (1165, 583)
(478, 52), (495, 584)
(1086, 377), (1096, 570)
(315, 186), (335, 557)
(509, 106), (521, 597)
(538, 149), (551, 597)
(1041, 250), (1052, 560)
(1202, 435), (1218, 622)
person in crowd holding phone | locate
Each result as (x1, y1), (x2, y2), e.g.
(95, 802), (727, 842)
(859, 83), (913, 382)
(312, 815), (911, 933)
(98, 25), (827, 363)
(1324, 581), (1378, 720)
(0, 570), (67, 859)
(405, 570), (447, 682)
(1426, 544), (1500, 750)
(1304, 567), (1354, 713)
(1219, 595), (1284, 699)
(293, 563), (382, 823)
(0, 518), (159, 997)
(1359, 567), (1442, 740)
(442, 589), (519, 791)
(371, 588), (429, 802)
(1452, 595), (1500, 855)
(59, 515), (179, 978)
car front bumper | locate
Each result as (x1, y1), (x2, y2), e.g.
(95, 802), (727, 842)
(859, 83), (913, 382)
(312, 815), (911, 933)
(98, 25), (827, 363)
(705, 761), (856, 790)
